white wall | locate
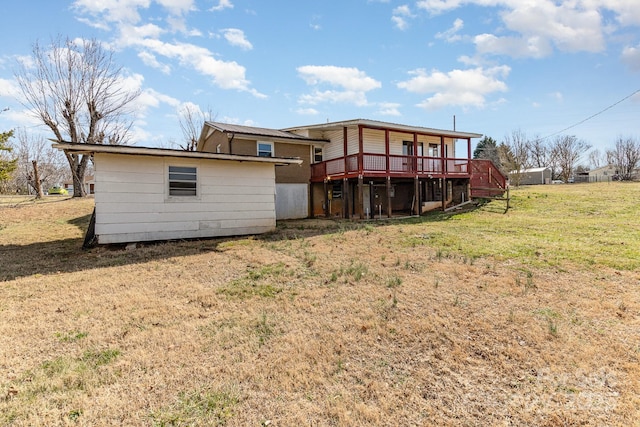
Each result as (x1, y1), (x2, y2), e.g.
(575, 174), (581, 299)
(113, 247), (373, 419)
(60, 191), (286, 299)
(94, 153), (277, 244)
(275, 183), (308, 220)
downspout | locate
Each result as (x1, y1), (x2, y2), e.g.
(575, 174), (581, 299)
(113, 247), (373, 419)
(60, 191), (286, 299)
(228, 133), (235, 154)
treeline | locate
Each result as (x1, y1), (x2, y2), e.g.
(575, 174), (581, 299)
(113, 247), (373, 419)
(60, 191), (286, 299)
(474, 131), (640, 184)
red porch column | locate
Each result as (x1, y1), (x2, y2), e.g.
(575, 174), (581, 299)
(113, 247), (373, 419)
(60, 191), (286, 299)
(440, 136), (446, 175)
(467, 137), (472, 175)
(358, 125), (364, 174)
(343, 127), (348, 174)
(385, 129), (390, 174)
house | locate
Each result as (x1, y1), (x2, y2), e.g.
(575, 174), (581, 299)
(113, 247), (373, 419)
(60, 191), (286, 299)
(197, 122), (328, 219)
(508, 167), (552, 185)
(64, 175), (95, 195)
(199, 119), (506, 219)
(588, 165), (619, 182)
(53, 142), (301, 245)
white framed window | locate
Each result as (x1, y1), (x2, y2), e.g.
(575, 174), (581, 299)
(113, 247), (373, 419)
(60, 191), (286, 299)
(313, 146), (323, 163)
(168, 165), (197, 196)
(257, 141), (273, 157)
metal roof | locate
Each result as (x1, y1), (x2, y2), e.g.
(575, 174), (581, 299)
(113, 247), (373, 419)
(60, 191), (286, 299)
(205, 121), (328, 143)
(52, 142), (303, 165)
(282, 118), (483, 139)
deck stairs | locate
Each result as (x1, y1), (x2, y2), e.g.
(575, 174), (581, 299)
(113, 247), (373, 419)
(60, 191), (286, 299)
(470, 159), (508, 198)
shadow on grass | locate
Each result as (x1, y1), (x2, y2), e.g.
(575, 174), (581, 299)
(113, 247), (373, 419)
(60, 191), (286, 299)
(1, 203), (492, 281)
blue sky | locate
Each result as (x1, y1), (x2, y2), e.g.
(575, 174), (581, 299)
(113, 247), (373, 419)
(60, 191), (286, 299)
(1, 0), (639, 156)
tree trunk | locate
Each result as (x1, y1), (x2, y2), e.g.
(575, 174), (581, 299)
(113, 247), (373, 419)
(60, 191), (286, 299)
(67, 152), (89, 197)
(32, 160), (45, 199)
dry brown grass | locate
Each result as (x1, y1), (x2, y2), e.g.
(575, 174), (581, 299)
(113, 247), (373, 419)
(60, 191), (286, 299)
(1, 184), (639, 426)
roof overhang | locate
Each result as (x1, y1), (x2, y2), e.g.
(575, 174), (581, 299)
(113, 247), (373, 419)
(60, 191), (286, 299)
(204, 121), (329, 145)
(283, 118), (483, 139)
(52, 142), (303, 166)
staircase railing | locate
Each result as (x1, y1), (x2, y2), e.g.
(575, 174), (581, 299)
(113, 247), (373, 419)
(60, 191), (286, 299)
(470, 159), (507, 198)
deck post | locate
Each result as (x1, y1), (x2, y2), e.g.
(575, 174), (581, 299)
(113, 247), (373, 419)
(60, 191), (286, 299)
(441, 178), (446, 211)
(343, 178), (350, 219)
(386, 176), (392, 218)
(357, 175), (364, 219)
(414, 176), (420, 215)
(323, 179), (330, 218)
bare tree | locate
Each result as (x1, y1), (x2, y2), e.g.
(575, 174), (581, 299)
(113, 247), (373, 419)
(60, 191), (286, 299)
(607, 136), (640, 181)
(550, 135), (591, 183)
(502, 129), (531, 186)
(15, 36), (139, 197)
(588, 148), (605, 169)
(529, 135), (549, 168)
(178, 103), (215, 151)
(12, 128), (68, 196)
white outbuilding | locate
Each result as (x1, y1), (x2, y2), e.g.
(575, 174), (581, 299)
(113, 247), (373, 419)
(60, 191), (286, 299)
(54, 143), (302, 245)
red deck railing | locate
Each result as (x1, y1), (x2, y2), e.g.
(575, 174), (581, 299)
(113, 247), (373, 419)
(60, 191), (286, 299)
(470, 159), (507, 197)
(311, 153), (470, 181)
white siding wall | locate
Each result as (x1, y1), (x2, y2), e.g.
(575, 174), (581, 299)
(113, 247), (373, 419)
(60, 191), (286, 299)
(362, 128), (385, 154)
(275, 183), (308, 219)
(389, 131), (410, 155)
(346, 127), (359, 155)
(94, 153), (277, 244)
(323, 129), (344, 160)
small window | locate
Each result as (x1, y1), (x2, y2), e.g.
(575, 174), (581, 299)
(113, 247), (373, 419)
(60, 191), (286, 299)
(169, 166), (197, 196)
(331, 182), (342, 199)
(257, 141), (273, 157)
(313, 146), (323, 163)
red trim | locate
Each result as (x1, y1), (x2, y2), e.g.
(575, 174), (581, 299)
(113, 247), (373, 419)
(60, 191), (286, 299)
(385, 129), (390, 173)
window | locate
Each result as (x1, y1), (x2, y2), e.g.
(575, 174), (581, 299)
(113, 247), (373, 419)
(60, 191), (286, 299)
(313, 146), (323, 163)
(257, 141), (273, 157)
(331, 182), (342, 199)
(168, 166), (197, 196)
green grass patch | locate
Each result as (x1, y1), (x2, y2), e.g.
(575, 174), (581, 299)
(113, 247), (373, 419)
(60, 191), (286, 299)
(150, 388), (239, 426)
(218, 263), (288, 298)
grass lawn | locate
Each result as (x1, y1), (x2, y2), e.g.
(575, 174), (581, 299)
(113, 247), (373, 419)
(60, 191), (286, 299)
(1, 182), (639, 426)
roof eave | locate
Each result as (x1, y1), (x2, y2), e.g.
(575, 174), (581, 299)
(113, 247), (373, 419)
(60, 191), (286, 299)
(52, 143), (303, 166)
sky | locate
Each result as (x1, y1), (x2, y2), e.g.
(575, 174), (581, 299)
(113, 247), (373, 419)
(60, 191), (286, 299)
(1, 0), (639, 157)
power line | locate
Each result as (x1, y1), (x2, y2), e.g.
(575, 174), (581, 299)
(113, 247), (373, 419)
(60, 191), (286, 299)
(540, 88), (640, 140)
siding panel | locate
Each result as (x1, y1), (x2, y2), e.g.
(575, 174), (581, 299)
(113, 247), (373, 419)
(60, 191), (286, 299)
(93, 152), (278, 244)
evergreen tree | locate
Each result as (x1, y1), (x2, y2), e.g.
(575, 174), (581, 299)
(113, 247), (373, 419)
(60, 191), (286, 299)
(0, 129), (17, 186)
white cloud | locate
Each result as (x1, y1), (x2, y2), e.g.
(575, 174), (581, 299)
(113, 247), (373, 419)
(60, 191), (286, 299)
(72, 2), (264, 97)
(392, 5), (414, 30)
(474, 34), (553, 58)
(138, 51), (171, 73)
(392, 16), (409, 31)
(375, 102), (402, 116)
(397, 66), (510, 110)
(72, 0), (150, 25)
(221, 28), (253, 50)
(210, 0), (233, 12)
(156, 0), (195, 16)
(0, 78), (20, 99)
(416, 0), (639, 59)
(298, 65), (381, 92)
(296, 108), (319, 115)
(416, 0), (462, 15)
(435, 18), (464, 42)
(621, 43), (640, 71)
(297, 65), (381, 107)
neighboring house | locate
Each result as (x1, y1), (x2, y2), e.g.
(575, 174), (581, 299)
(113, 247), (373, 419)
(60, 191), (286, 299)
(198, 119), (506, 219)
(588, 165), (619, 182)
(197, 122), (328, 220)
(53, 142), (301, 245)
(64, 175), (95, 195)
(509, 167), (552, 185)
